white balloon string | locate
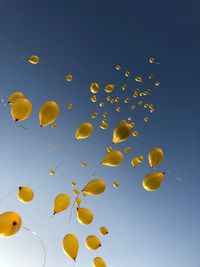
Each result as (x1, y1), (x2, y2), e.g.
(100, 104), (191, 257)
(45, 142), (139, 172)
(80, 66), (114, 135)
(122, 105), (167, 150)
(22, 226), (46, 267)
(0, 187), (18, 203)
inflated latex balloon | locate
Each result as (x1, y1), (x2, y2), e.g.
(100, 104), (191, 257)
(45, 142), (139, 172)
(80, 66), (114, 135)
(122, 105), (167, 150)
(27, 55), (39, 64)
(65, 74), (73, 81)
(99, 226), (108, 236)
(76, 207), (93, 225)
(67, 103), (73, 109)
(124, 147), (131, 153)
(113, 181), (120, 188)
(85, 235), (101, 251)
(91, 112), (98, 118)
(82, 179), (106, 196)
(104, 84), (115, 93)
(148, 147), (164, 168)
(18, 187), (34, 203)
(135, 76), (143, 83)
(39, 101), (60, 127)
(99, 122), (108, 129)
(90, 82), (100, 93)
(101, 150), (123, 167)
(132, 130), (139, 137)
(8, 91), (24, 105)
(10, 98), (32, 122)
(115, 65), (121, 70)
(53, 193), (70, 215)
(52, 123), (57, 129)
(81, 162), (87, 167)
(93, 257), (107, 267)
(0, 211), (22, 237)
(49, 169), (56, 175)
(149, 57), (155, 64)
(75, 122), (93, 140)
(75, 197), (82, 206)
(91, 95), (97, 102)
(131, 157), (140, 168)
(125, 70), (131, 77)
(63, 234), (79, 261)
(71, 181), (76, 186)
(73, 189), (79, 195)
(143, 172), (165, 191)
(112, 120), (132, 144)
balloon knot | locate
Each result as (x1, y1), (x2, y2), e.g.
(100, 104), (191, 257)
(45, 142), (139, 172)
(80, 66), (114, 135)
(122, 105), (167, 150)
(19, 186), (22, 190)
(13, 221), (17, 226)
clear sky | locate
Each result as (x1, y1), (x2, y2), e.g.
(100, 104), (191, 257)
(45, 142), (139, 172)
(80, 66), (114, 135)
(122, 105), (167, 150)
(0, 1), (199, 267)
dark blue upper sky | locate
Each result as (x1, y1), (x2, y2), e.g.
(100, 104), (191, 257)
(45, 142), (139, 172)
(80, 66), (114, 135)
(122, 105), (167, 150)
(0, 1), (199, 267)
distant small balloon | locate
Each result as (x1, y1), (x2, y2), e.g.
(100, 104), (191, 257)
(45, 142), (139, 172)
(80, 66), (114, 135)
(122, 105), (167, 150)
(90, 82), (100, 93)
(65, 74), (73, 81)
(27, 55), (39, 64)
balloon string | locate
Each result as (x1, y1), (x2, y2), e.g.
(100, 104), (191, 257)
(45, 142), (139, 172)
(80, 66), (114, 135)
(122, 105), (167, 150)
(17, 124), (29, 130)
(69, 193), (80, 223)
(91, 163), (100, 177)
(0, 187), (18, 203)
(22, 226), (46, 267)
(55, 138), (75, 171)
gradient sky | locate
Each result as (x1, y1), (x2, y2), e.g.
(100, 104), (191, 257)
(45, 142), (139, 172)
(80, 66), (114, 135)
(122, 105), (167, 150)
(0, 1), (199, 267)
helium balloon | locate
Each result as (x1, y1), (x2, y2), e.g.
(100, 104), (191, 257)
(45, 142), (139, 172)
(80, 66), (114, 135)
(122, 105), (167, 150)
(99, 123), (108, 129)
(65, 74), (73, 81)
(85, 235), (101, 251)
(149, 57), (155, 64)
(124, 147), (131, 153)
(81, 162), (87, 167)
(82, 179), (106, 196)
(122, 84), (127, 91)
(132, 130), (139, 137)
(0, 211), (22, 237)
(76, 207), (93, 225)
(131, 157), (140, 168)
(131, 104), (136, 110)
(18, 187), (34, 203)
(113, 181), (120, 188)
(115, 65), (121, 70)
(104, 84), (115, 93)
(8, 91), (24, 105)
(90, 82), (100, 93)
(101, 150), (123, 167)
(106, 146), (112, 152)
(49, 169), (56, 175)
(71, 181), (76, 186)
(10, 98), (32, 122)
(116, 107), (120, 112)
(52, 123), (57, 129)
(99, 226), (108, 236)
(73, 189), (79, 195)
(148, 147), (164, 168)
(135, 76), (143, 83)
(91, 112), (98, 118)
(27, 55), (39, 64)
(91, 95), (97, 102)
(62, 234), (79, 261)
(125, 70), (131, 77)
(67, 103), (73, 109)
(143, 172), (165, 191)
(75, 122), (93, 140)
(99, 102), (104, 107)
(93, 257), (107, 267)
(75, 197), (82, 206)
(144, 117), (149, 123)
(39, 101), (60, 127)
(112, 120), (132, 144)
(53, 193), (70, 215)
(155, 81), (160, 86)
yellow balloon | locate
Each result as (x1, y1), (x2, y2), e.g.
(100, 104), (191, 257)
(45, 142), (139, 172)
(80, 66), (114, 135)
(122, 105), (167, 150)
(75, 122), (94, 140)
(135, 76), (143, 83)
(0, 211), (22, 237)
(85, 235), (101, 251)
(73, 189), (79, 195)
(149, 57), (155, 64)
(99, 122), (108, 129)
(82, 179), (106, 196)
(8, 91), (24, 105)
(53, 193), (70, 215)
(76, 207), (93, 225)
(112, 120), (132, 144)
(148, 147), (164, 168)
(27, 55), (39, 64)
(39, 101), (60, 127)
(18, 187), (34, 203)
(113, 181), (120, 188)
(71, 181), (76, 186)
(143, 172), (165, 191)
(81, 162), (87, 167)
(67, 103), (73, 109)
(101, 150), (124, 167)
(65, 74), (73, 81)
(104, 84), (115, 93)
(49, 169), (56, 175)
(90, 82), (100, 93)
(93, 257), (107, 267)
(75, 197), (82, 206)
(63, 234), (79, 261)
(99, 226), (108, 236)
(10, 98), (32, 122)
(131, 157), (140, 167)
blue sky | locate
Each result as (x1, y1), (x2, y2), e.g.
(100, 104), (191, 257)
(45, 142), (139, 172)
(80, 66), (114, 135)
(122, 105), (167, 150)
(0, 1), (199, 267)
